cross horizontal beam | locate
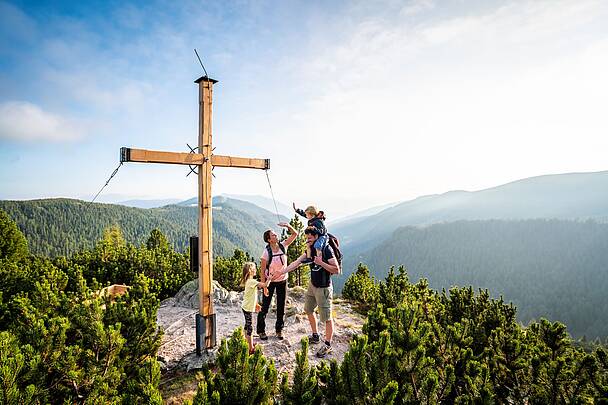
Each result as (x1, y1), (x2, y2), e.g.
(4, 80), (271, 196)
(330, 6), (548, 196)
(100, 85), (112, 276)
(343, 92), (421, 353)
(210, 155), (269, 170)
(120, 147), (270, 170)
(121, 147), (203, 165)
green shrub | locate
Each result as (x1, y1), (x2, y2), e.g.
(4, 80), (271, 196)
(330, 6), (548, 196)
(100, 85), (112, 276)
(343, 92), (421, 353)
(0, 209), (28, 261)
(0, 252), (163, 403)
(190, 328), (278, 404)
(342, 263), (379, 307)
(280, 337), (321, 405)
(56, 226), (193, 300)
(213, 249), (255, 291)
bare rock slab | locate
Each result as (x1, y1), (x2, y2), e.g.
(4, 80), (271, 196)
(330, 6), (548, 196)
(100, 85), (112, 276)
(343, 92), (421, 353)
(157, 280), (365, 377)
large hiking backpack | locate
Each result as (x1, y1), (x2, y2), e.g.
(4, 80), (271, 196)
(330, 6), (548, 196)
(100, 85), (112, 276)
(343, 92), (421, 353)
(265, 243), (286, 275)
(326, 233), (343, 273)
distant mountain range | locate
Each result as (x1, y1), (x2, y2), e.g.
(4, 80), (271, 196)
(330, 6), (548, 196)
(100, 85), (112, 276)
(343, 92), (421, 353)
(222, 194), (293, 218)
(328, 201), (399, 225)
(0, 197), (288, 257)
(328, 170), (608, 339)
(179, 194), (293, 219)
(108, 193), (293, 217)
(332, 170), (608, 254)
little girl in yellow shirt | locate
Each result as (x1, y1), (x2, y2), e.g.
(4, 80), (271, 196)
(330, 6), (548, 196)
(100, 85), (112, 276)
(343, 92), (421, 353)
(240, 262), (271, 354)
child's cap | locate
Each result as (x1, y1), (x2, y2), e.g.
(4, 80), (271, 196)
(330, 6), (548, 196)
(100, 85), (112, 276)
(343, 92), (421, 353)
(305, 206), (319, 216)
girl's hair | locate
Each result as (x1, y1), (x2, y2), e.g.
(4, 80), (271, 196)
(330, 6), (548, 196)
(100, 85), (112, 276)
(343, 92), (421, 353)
(317, 210), (326, 220)
(263, 229), (272, 243)
(240, 262), (257, 287)
(305, 205), (319, 216)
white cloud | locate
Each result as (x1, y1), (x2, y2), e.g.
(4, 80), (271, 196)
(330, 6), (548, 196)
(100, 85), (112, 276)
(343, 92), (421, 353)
(0, 101), (82, 141)
(420, 0), (601, 46)
(44, 69), (155, 113)
(254, 0), (608, 215)
(400, 0), (434, 17)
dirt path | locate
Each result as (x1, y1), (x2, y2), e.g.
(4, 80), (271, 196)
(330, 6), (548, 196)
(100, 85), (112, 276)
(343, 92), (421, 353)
(157, 281), (365, 376)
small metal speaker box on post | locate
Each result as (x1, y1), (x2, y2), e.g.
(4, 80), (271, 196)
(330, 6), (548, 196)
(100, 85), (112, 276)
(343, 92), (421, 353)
(190, 236), (199, 273)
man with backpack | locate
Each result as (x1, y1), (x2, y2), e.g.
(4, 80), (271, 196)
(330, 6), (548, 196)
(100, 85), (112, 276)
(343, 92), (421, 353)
(257, 222), (299, 340)
(275, 226), (342, 358)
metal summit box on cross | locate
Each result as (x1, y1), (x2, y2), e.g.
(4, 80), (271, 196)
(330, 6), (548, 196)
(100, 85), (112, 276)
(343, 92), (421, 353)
(119, 75), (270, 354)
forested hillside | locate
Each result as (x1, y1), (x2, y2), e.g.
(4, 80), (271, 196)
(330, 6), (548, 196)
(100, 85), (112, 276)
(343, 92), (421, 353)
(345, 219), (608, 339)
(0, 197), (286, 257)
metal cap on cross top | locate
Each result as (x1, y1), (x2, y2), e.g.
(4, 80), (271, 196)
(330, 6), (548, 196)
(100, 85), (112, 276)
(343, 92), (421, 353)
(119, 76), (270, 354)
(194, 75), (218, 84)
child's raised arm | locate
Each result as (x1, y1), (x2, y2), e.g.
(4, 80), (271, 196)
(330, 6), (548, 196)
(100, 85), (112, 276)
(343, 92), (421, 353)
(293, 202), (306, 218)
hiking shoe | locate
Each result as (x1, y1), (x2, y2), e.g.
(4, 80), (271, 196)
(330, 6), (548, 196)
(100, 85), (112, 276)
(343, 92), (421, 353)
(309, 333), (320, 344)
(259, 332), (268, 341)
(276, 330), (284, 340)
(316, 344), (332, 358)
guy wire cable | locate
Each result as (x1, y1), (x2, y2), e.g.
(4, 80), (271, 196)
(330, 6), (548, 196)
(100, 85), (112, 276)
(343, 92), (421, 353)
(90, 162), (123, 204)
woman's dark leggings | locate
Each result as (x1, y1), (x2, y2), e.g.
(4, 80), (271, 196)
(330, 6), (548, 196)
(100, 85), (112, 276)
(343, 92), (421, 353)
(256, 280), (287, 334)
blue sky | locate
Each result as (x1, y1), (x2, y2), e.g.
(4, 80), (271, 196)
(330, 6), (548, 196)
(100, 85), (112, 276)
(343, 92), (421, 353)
(1, 0), (607, 218)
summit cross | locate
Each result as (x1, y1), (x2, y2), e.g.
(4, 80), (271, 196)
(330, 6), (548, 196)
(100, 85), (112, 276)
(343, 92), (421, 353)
(120, 76), (270, 353)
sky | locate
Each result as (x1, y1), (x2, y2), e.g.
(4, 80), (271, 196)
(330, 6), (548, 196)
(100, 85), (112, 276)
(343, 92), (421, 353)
(1, 0), (607, 218)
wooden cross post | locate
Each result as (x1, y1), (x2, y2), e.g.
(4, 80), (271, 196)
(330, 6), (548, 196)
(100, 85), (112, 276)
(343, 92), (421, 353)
(119, 76), (270, 353)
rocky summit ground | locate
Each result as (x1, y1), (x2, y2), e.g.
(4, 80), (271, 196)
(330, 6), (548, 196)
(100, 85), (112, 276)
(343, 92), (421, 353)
(157, 280), (365, 377)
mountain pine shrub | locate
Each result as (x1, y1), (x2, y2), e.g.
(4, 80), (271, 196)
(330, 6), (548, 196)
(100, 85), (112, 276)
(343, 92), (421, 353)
(56, 226), (193, 299)
(189, 328), (278, 405)
(339, 264), (607, 402)
(213, 249), (256, 291)
(0, 216), (164, 403)
(280, 337), (322, 405)
(342, 263), (378, 308)
(0, 208), (28, 261)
